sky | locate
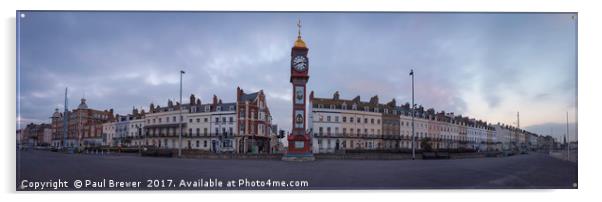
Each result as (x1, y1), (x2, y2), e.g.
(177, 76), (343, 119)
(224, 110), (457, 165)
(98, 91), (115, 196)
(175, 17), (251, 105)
(17, 11), (578, 141)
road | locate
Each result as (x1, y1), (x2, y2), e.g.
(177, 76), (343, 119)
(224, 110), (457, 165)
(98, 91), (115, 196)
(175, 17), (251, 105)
(16, 150), (577, 190)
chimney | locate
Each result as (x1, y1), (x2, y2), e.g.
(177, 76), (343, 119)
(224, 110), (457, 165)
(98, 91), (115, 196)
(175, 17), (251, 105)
(333, 91), (340, 100)
(236, 86), (243, 101)
(370, 95), (379, 104)
(213, 95), (218, 106)
(190, 94), (196, 105)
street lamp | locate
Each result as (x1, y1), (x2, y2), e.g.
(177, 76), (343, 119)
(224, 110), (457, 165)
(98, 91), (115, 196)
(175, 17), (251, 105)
(566, 111), (569, 161)
(178, 70), (185, 158)
(409, 69), (415, 160)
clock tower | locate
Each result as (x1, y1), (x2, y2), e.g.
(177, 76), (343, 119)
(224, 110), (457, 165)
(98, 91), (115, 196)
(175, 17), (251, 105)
(283, 20), (314, 161)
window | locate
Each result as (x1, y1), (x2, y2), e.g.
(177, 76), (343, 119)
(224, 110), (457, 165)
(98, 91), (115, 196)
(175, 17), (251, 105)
(196, 118), (200, 123)
(229, 117), (233, 123)
(327, 116), (331, 122)
(204, 118), (208, 122)
(350, 117), (354, 123)
(342, 116), (347, 122)
(364, 118), (368, 123)
(204, 140), (207, 147)
(335, 116), (339, 122)
(196, 128), (200, 136)
(189, 119), (193, 123)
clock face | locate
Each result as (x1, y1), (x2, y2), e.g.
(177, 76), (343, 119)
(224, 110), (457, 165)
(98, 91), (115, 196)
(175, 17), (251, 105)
(292, 55), (308, 72)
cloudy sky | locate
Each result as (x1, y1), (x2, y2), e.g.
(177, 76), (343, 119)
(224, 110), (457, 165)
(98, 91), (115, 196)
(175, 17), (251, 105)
(17, 11), (577, 141)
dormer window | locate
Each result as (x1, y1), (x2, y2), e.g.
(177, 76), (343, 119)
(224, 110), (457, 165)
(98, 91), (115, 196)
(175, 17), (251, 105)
(204, 105), (210, 112)
(352, 104), (357, 110)
(330, 104), (335, 109)
(342, 103), (347, 110)
(217, 106), (222, 111)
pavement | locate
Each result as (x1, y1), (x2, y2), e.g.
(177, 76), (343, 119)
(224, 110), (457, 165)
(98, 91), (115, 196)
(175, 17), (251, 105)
(16, 150), (577, 190)
(550, 150), (578, 163)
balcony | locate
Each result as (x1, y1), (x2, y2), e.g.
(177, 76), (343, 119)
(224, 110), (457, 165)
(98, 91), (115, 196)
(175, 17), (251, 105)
(312, 133), (403, 140)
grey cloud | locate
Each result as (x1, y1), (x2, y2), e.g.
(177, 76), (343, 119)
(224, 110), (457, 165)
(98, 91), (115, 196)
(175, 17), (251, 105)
(17, 12), (577, 131)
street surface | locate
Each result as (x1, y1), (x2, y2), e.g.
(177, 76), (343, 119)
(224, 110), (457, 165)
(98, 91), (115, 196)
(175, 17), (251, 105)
(16, 150), (577, 190)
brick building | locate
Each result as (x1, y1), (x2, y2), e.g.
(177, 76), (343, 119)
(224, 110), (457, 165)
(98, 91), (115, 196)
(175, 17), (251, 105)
(50, 98), (114, 148)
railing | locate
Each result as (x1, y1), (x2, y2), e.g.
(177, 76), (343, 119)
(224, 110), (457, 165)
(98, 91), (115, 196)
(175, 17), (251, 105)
(312, 133), (404, 140)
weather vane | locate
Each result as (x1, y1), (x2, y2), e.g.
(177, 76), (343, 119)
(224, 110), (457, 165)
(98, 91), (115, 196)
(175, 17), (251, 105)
(297, 18), (302, 37)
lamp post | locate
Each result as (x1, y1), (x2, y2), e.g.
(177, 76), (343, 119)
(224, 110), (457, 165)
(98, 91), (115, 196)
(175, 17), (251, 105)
(178, 70), (185, 158)
(566, 111), (569, 161)
(409, 69), (415, 160)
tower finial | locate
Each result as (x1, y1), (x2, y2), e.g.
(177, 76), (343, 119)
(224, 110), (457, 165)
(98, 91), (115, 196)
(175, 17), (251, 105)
(297, 18), (302, 38)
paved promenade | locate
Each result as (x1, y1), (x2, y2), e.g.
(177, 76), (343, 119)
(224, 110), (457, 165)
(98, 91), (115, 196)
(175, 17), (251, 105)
(16, 150), (577, 190)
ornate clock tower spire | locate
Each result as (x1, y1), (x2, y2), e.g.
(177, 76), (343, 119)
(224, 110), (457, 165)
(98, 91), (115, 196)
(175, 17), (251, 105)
(283, 19), (314, 161)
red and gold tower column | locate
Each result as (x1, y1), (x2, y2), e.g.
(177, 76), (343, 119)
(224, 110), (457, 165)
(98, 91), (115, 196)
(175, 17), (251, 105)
(283, 20), (314, 161)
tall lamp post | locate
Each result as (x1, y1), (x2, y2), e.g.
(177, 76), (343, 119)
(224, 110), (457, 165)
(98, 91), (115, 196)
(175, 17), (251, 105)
(409, 69), (415, 160)
(566, 111), (569, 161)
(178, 70), (185, 158)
